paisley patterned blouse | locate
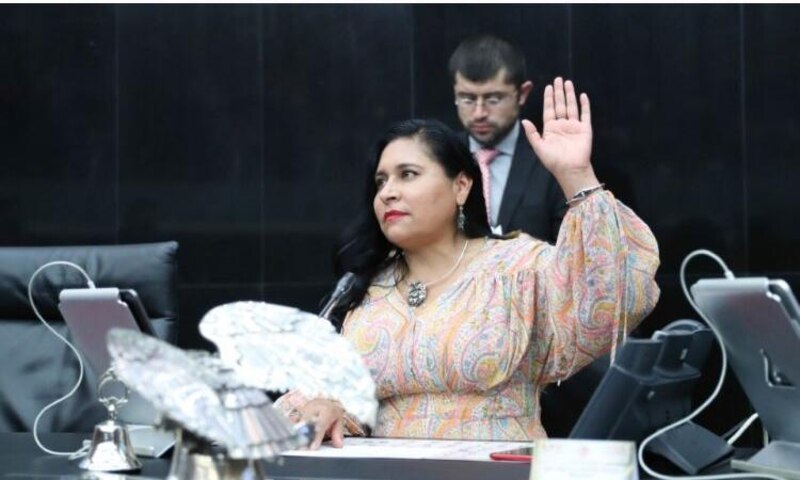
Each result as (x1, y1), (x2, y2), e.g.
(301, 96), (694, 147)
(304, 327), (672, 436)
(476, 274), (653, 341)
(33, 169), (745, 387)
(277, 191), (660, 441)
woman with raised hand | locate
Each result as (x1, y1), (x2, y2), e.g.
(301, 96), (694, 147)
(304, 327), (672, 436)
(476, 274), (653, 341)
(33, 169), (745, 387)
(276, 77), (660, 448)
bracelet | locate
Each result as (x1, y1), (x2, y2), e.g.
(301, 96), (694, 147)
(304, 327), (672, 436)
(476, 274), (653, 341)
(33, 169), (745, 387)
(565, 183), (605, 206)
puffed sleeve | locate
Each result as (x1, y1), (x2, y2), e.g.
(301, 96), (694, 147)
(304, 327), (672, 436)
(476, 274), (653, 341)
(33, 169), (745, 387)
(530, 190), (660, 385)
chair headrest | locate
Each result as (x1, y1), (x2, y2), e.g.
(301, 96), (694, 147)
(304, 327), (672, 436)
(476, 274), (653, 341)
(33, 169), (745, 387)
(0, 241), (178, 321)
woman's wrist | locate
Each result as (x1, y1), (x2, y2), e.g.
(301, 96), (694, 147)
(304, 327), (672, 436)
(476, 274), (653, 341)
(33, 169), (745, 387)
(555, 167), (600, 200)
(565, 183), (605, 206)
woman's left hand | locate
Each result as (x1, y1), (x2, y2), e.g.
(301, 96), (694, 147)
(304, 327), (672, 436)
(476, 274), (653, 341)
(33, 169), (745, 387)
(300, 398), (346, 450)
(522, 77), (599, 199)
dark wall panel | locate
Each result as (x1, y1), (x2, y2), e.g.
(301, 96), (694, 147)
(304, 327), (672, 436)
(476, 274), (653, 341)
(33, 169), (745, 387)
(117, 5), (262, 286)
(178, 285), (262, 349)
(573, 5), (744, 278)
(0, 5), (116, 245)
(745, 5), (800, 273)
(569, 6), (751, 435)
(260, 5), (412, 293)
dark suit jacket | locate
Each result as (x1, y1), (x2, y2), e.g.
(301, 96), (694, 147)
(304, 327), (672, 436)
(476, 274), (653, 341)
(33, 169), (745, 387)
(463, 124), (566, 243)
(497, 127), (566, 243)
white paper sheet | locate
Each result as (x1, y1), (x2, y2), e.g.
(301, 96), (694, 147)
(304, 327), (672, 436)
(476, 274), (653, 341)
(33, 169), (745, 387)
(281, 437), (532, 462)
(530, 439), (639, 480)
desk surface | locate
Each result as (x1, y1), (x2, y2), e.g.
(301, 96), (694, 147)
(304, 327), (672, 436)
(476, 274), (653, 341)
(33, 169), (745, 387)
(0, 433), (531, 480)
(1, 432), (768, 480)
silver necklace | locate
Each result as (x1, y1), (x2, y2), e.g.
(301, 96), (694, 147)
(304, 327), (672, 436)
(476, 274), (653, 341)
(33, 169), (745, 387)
(405, 239), (469, 308)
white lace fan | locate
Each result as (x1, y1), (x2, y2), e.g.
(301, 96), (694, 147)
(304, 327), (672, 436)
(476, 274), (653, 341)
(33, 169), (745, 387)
(198, 301), (377, 427)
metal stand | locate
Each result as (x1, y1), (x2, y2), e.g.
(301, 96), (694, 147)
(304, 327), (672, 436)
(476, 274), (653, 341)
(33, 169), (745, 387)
(732, 441), (800, 480)
(167, 427), (271, 480)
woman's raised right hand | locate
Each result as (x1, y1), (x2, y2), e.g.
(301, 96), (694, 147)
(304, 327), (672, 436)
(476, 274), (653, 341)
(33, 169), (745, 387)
(521, 77), (599, 200)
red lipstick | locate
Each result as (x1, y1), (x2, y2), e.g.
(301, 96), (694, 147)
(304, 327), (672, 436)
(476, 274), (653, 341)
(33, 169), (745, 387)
(383, 210), (407, 222)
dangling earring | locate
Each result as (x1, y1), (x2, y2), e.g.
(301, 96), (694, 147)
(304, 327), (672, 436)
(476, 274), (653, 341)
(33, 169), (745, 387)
(457, 204), (466, 231)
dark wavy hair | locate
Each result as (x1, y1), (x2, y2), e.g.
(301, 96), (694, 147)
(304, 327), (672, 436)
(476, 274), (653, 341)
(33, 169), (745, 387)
(448, 33), (527, 89)
(329, 119), (491, 321)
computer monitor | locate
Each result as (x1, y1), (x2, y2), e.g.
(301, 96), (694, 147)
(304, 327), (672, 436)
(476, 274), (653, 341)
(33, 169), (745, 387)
(59, 288), (155, 379)
(569, 319), (733, 474)
(691, 277), (800, 479)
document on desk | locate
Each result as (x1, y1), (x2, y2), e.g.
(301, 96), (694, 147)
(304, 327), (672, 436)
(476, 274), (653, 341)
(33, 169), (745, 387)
(530, 439), (638, 480)
(281, 437), (532, 462)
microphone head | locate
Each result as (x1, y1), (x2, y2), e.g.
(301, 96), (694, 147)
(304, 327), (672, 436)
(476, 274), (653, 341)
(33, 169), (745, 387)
(334, 272), (356, 297)
(319, 272), (358, 322)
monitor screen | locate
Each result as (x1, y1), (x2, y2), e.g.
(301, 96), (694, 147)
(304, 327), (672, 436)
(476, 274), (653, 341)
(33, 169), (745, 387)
(691, 277), (800, 444)
(58, 287), (155, 376)
(691, 277), (800, 477)
(58, 287), (162, 427)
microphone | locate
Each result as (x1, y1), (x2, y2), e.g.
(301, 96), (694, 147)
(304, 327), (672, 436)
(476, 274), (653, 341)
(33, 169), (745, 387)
(319, 272), (356, 320)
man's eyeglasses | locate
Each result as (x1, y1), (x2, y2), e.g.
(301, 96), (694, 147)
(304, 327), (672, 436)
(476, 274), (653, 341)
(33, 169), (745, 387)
(454, 92), (515, 110)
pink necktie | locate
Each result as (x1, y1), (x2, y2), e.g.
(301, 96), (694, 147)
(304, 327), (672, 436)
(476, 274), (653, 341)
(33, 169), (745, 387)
(475, 148), (499, 225)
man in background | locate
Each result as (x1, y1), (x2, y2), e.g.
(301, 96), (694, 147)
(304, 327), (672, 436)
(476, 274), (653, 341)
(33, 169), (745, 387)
(449, 33), (566, 241)
(449, 34), (602, 438)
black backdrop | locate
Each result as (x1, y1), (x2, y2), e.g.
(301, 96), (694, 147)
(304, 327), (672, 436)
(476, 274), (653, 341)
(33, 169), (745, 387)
(2, 4), (799, 442)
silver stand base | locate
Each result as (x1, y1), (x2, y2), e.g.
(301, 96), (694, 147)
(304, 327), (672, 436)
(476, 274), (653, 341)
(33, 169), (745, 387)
(732, 441), (800, 480)
(168, 444), (268, 480)
(166, 428), (271, 480)
(128, 425), (176, 458)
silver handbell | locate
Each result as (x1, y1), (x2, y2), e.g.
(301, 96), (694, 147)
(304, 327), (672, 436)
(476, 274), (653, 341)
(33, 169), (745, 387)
(79, 369), (142, 472)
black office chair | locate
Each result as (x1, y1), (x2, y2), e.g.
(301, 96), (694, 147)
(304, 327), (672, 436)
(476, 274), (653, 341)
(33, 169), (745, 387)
(0, 242), (178, 432)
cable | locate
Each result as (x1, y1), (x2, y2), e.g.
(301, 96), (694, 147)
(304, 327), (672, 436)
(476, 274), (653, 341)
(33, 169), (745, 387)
(637, 249), (786, 480)
(27, 261), (96, 457)
(726, 413), (760, 446)
(721, 413), (755, 440)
